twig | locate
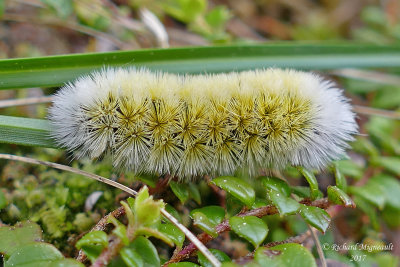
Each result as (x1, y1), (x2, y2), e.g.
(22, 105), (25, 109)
(330, 68), (400, 86)
(76, 206), (126, 263)
(164, 198), (330, 265)
(139, 8), (169, 48)
(263, 230), (311, 248)
(308, 225), (327, 267)
(353, 105), (400, 120)
(148, 175), (171, 196)
(92, 235), (125, 267)
(0, 96), (53, 108)
(161, 209), (220, 267)
(166, 27), (209, 46)
(0, 154), (221, 267)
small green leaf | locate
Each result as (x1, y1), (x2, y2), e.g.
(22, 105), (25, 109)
(5, 243), (63, 267)
(129, 237), (160, 267)
(267, 190), (300, 215)
(136, 199), (163, 227)
(327, 186), (355, 208)
(75, 231), (108, 262)
(169, 262), (200, 267)
(134, 187), (164, 227)
(135, 186), (150, 208)
(254, 243), (317, 267)
(372, 86), (400, 109)
(48, 259), (85, 266)
(0, 189), (6, 210)
(0, 0), (4, 17)
(291, 186), (311, 198)
(121, 201), (135, 227)
(370, 175), (400, 210)
(367, 117), (400, 155)
(162, 0), (207, 23)
(374, 156), (400, 176)
(108, 256), (127, 267)
(127, 197), (135, 210)
(198, 248), (230, 267)
(205, 6), (231, 29)
(191, 206), (225, 226)
(136, 174), (158, 188)
(192, 212), (218, 237)
(220, 263), (239, 267)
(170, 181), (190, 204)
(41, 0), (73, 18)
(0, 221), (43, 256)
(261, 177), (291, 197)
(383, 206), (400, 228)
(374, 253), (400, 267)
(158, 223), (185, 248)
(299, 205), (331, 233)
(349, 181), (385, 209)
(188, 183), (202, 204)
(73, 1), (110, 31)
(108, 216), (129, 245)
(163, 204), (182, 223)
(136, 227), (173, 246)
(351, 138), (379, 158)
(332, 162), (347, 191)
(297, 167), (319, 200)
(354, 196), (379, 230)
(76, 231), (108, 248)
(213, 176), (255, 207)
(229, 216), (268, 248)
(336, 160), (363, 180)
(252, 197), (270, 208)
(120, 247), (144, 267)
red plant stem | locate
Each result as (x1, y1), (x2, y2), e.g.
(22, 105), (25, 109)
(76, 206), (126, 263)
(92, 235), (125, 267)
(163, 198), (330, 265)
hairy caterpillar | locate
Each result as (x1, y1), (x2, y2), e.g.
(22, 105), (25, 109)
(49, 68), (357, 178)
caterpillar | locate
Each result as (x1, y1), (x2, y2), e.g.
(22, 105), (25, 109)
(48, 68), (357, 178)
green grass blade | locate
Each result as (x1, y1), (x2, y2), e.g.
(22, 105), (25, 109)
(1, 43), (400, 89)
(0, 115), (56, 148)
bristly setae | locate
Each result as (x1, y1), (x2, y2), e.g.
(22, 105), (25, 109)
(48, 68), (357, 178)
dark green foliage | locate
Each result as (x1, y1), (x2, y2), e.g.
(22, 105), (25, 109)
(198, 249), (230, 267)
(213, 176), (255, 207)
(229, 216), (269, 248)
(254, 244), (317, 267)
(0, 158), (119, 244)
(0, 222), (83, 266)
(299, 206), (330, 233)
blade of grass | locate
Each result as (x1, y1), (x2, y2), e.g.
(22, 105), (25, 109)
(0, 96), (53, 108)
(329, 68), (400, 86)
(1, 43), (400, 89)
(0, 115), (56, 148)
